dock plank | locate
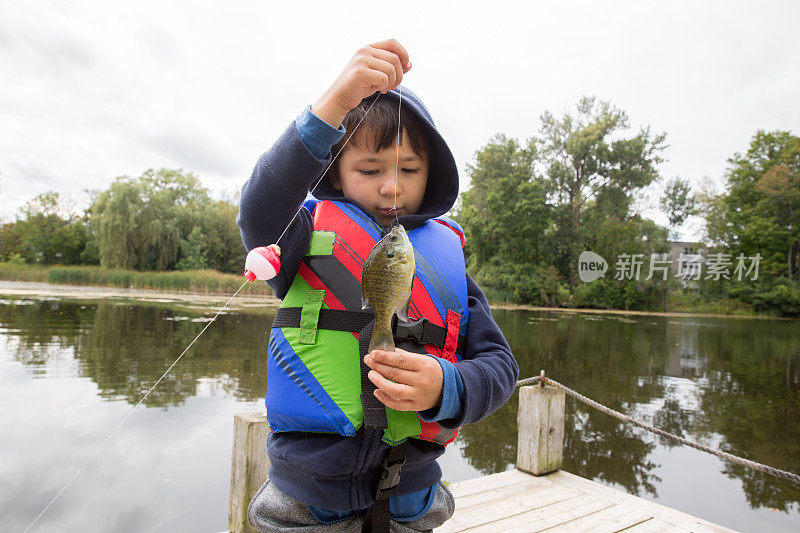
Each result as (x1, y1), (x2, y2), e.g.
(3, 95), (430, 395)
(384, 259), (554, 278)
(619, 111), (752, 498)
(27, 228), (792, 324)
(543, 471), (734, 533)
(620, 517), (692, 532)
(439, 469), (736, 533)
(475, 495), (614, 533)
(455, 478), (576, 510)
(448, 468), (536, 499)
(443, 486), (582, 530)
(545, 503), (651, 532)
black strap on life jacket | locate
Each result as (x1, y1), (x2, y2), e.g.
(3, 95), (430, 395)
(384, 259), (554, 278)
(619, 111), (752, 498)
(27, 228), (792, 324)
(358, 318), (405, 533)
(272, 307), (466, 355)
(272, 307), (458, 532)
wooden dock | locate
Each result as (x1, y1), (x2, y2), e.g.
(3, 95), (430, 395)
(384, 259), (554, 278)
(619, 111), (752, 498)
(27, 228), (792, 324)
(440, 468), (734, 532)
(228, 384), (737, 532)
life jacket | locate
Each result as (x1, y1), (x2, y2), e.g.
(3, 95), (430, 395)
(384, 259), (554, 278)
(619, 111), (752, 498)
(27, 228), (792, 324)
(266, 199), (469, 446)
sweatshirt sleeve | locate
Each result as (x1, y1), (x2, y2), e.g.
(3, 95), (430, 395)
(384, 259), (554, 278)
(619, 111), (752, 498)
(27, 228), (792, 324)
(295, 105), (346, 160)
(418, 357), (465, 422)
(236, 109), (343, 298)
(436, 272), (519, 429)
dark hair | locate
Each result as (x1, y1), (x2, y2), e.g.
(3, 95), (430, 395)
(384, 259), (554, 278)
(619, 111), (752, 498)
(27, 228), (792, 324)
(329, 93), (433, 183)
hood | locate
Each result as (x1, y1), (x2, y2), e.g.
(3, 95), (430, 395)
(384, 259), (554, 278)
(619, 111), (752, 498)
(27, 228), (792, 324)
(310, 85), (459, 229)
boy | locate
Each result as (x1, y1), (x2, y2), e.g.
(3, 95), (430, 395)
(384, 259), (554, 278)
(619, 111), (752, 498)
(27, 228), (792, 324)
(237, 39), (518, 532)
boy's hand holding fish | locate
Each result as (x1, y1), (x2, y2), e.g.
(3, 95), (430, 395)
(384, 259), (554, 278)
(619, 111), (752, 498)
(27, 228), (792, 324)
(363, 348), (444, 412)
(312, 38), (412, 128)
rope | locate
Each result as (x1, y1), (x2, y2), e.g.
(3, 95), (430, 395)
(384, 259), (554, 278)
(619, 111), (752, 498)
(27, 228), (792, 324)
(515, 375), (800, 485)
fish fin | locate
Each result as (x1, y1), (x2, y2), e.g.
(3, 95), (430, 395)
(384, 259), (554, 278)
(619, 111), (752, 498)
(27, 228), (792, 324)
(395, 294), (411, 321)
(368, 327), (395, 353)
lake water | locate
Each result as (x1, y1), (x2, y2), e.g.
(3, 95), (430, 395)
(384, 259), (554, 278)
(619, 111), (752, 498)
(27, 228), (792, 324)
(1, 293), (798, 532)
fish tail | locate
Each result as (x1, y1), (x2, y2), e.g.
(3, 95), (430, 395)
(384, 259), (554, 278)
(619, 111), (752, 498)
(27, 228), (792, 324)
(368, 322), (395, 353)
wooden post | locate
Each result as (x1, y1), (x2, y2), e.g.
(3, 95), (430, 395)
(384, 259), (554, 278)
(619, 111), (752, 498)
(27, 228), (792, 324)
(229, 412), (270, 533)
(516, 385), (565, 475)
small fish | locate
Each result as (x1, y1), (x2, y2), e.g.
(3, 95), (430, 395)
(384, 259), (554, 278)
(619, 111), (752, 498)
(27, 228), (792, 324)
(361, 224), (415, 353)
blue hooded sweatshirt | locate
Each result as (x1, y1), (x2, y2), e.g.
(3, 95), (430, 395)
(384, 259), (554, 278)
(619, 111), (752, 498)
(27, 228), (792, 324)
(237, 86), (519, 515)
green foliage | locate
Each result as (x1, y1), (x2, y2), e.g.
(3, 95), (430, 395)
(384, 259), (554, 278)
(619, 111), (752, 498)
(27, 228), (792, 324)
(88, 168), (245, 273)
(177, 226), (209, 270)
(0, 222), (22, 261)
(538, 97), (669, 285)
(5, 254), (27, 265)
(455, 134), (550, 270)
(703, 131), (800, 279)
(90, 169), (198, 270)
(9, 192), (90, 265)
(198, 200), (247, 274)
(0, 262), (49, 281)
(457, 98), (672, 308)
(660, 177), (696, 239)
(666, 290), (756, 315)
(539, 97), (666, 221)
(572, 278), (664, 311)
(0, 263), (271, 295)
(472, 261), (569, 306)
(726, 277), (800, 317)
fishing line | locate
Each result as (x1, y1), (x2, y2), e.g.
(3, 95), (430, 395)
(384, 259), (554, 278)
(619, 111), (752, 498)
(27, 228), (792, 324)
(25, 89), (390, 531)
(393, 86), (403, 225)
(24, 280), (249, 533)
(274, 92), (384, 246)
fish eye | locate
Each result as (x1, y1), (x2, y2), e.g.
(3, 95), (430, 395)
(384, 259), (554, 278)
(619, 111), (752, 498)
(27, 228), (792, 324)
(389, 235), (397, 242)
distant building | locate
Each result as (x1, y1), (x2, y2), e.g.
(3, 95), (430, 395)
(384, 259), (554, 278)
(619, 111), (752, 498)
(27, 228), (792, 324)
(667, 241), (706, 287)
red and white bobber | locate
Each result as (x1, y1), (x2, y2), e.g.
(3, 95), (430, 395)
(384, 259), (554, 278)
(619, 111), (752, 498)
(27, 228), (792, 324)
(244, 245), (281, 281)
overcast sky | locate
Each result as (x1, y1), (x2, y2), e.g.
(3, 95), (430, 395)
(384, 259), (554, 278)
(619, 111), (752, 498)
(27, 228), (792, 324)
(2, 1), (798, 241)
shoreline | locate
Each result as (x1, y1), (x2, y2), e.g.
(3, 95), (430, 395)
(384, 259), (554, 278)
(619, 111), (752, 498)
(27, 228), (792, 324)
(0, 280), (789, 320)
(489, 302), (789, 320)
(0, 280), (281, 311)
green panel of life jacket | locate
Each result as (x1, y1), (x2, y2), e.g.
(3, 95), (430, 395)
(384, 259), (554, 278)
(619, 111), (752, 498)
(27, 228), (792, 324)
(276, 230), (425, 445)
(278, 274), (363, 433)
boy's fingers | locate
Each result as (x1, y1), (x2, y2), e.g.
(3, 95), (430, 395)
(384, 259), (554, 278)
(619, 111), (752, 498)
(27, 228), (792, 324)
(369, 349), (423, 370)
(369, 38), (411, 70)
(361, 66), (389, 93)
(374, 389), (415, 411)
(364, 356), (415, 384)
(361, 55), (397, 91)
(368, 370), (413, 399)
(367, 47), (404, 87)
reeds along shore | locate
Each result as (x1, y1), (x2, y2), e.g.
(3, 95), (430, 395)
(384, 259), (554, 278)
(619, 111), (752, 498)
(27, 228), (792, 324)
(0, 263), (772, 317)
(0, 263), (275, 296)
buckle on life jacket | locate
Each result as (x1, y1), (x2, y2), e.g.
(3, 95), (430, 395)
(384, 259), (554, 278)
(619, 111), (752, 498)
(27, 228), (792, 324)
(375, 445), (407, 500)
(393, 317), (430, 345)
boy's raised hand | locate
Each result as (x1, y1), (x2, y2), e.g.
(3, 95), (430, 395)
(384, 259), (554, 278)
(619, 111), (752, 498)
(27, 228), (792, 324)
(364, 348), (444, 412)
(312, 39), (412, 128)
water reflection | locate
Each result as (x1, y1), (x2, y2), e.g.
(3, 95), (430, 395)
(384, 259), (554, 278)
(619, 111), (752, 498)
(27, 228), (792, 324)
(1, 300), (798, 531)
(0, 298), (273, 406)
(456, 310), (800, 520)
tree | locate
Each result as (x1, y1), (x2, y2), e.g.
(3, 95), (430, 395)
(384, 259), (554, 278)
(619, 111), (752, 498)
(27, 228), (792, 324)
(454, 135), (561, 304)
(754, 164), (800, 279)
(13, 191), (89, 264)
(456, 98), (673, 308)
(703, 131), (800, 279)
(0, 222), (22, 261)
(456, 134), (550, 268)
(537, 97), (669, 286)
(539, 97), (667, 230)
(90, 169), (209, 270)
(660, 177), (696, 240)
(176, 226), (209, 270)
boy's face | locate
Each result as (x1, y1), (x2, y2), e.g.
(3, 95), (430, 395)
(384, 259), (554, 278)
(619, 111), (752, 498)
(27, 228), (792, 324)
(332, 130), (429, 227)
